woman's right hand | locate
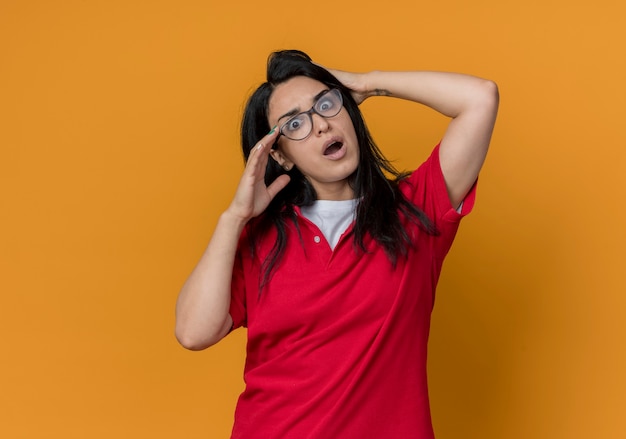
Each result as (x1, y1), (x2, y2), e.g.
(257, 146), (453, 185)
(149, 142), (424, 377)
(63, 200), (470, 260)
(226, 128), (290, 223)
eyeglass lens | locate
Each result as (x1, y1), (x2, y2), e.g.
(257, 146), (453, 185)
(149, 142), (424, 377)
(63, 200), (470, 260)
(280, 89), (343, 141)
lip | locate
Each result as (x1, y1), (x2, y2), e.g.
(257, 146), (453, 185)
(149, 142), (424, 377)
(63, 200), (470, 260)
(322, 136), (347, 160)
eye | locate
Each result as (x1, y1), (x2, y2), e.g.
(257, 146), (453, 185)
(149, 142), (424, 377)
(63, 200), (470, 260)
(316, 96), (335, 113)
(284, 115), (305, 132)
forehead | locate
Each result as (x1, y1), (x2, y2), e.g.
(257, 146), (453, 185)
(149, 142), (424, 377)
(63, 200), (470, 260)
(267, 76), (328, 124)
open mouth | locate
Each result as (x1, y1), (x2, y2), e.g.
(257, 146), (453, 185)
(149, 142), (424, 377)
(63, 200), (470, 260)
(323, 141), (344, 156)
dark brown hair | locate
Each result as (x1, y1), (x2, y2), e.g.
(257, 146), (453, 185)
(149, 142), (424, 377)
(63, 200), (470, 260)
(241, 50), (437, 290)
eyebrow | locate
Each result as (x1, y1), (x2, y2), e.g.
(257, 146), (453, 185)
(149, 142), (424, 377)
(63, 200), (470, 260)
(276, 88), (330, 123)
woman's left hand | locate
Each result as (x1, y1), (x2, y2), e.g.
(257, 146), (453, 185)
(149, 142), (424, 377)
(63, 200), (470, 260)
(319, 65), (372, 105)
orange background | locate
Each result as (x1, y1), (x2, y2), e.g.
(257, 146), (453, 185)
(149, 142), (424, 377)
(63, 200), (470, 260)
(2, 0), (625, 438)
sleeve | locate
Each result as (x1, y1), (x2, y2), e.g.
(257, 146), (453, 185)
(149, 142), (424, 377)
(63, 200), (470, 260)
(403, 143), (477, 257)
(229, 233), (248, 330)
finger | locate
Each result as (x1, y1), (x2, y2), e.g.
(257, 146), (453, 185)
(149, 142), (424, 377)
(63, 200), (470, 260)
(243, 133), (279, 183)
(247, 127), (280, 163)
(317, 64), (346, 81)
(257, 126), (280, 149)
(244, 147), (269, 181)
(266, 174), (291, 199)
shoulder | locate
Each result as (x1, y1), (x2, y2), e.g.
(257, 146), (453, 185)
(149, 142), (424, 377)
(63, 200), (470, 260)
(399, 144), (443, 201)
(400, 143), (476, 222)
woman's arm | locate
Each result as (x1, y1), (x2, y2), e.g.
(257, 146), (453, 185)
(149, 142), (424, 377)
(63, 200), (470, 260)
(175, 129), (288, 350)
(329, 69), (499, 208)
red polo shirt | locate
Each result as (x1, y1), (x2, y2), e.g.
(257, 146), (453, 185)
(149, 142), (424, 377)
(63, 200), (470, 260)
(228, 145), (476, 438)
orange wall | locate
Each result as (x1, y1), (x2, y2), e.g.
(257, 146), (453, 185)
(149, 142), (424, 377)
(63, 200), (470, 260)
(2, 0), (625, 438)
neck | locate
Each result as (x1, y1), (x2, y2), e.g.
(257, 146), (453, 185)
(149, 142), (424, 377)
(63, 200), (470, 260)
(311, 182), (355, 201)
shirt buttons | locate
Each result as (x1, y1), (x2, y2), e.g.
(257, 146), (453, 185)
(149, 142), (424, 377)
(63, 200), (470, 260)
(313, 236), (321, 244)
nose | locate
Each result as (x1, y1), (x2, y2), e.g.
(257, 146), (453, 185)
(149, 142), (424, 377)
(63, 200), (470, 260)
(311, 113), (330, 136)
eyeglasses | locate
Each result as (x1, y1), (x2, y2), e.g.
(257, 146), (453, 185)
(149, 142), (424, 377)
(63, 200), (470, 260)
(278, 89), (343, 141)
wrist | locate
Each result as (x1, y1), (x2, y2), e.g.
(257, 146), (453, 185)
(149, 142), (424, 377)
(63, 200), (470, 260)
(220, 209), (250, 230)
(362, 71), (393, 99)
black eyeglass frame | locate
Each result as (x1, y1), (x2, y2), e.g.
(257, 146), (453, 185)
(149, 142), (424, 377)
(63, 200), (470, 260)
(277, 89), (344, 141)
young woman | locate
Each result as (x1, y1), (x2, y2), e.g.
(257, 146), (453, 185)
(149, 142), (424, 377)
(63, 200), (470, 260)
(176, 50), (499, 438)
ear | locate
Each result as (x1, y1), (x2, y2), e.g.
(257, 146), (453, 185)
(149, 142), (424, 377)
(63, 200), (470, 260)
(269, 148), (295, 171)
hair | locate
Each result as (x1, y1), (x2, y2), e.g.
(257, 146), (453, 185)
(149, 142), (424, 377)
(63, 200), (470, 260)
(241, 50), (437, 289)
